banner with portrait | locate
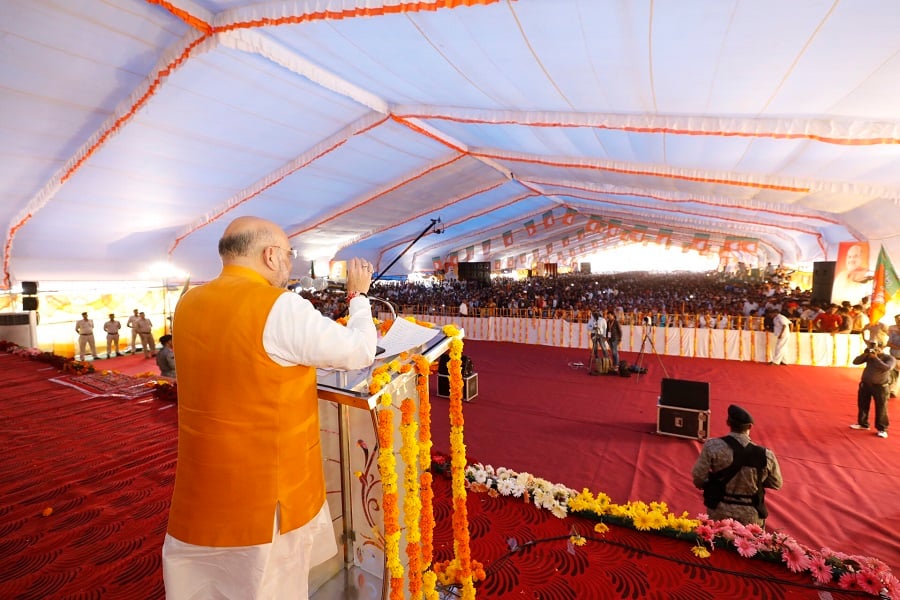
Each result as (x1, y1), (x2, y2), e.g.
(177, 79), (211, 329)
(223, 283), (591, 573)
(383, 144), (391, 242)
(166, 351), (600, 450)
(832, 241), (872, 305)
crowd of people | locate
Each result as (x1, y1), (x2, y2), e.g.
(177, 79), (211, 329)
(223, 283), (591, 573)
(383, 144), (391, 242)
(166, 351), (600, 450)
(296, 269), (879, 335)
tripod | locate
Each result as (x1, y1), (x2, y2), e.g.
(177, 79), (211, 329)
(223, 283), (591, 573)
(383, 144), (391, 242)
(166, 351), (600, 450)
(588, 331), (612, 375)
(635, 322), (669, 381)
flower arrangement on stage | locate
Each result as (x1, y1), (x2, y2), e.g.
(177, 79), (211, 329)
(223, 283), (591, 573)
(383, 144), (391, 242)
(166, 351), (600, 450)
(694, 516), (898, 596)
(0, 340), (95, 374)
(458, 461), (898, 598)
(146, 379), (178, 402)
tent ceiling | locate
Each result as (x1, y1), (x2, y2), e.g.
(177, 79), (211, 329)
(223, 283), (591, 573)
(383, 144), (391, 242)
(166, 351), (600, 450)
(3, 0), (900, 285)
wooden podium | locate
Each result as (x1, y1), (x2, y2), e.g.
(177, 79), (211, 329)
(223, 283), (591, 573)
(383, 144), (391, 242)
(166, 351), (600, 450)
(312, 326), (458, 599)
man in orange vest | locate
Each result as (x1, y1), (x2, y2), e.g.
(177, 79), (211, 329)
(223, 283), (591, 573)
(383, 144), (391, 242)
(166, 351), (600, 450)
(162, 216), (377, 599)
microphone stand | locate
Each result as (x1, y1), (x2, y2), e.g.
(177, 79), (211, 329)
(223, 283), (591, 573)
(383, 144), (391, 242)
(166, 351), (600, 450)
(370, 218), (441, 286)
(367, 296), (397, 321)
(342, 218), (440, 353)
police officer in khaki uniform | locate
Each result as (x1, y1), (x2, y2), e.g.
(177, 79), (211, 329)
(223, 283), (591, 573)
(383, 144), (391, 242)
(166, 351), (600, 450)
(75, 312), (99, 361)
(104, 313), (122, 358)
(135, 312), (155, 358)
(126, 309), (140, 354)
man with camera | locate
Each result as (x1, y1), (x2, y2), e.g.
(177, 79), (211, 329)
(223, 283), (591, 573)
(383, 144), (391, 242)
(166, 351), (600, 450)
(587, 310), (609, 374)
(849, 341), (896, 439)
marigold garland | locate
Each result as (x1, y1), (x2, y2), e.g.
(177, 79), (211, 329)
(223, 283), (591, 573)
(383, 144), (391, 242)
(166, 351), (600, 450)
(413, 354), (438, 599)
(368, 325), (480, 598)
(437, 335), (478, 599)
(376, 394), (403, 587)
(400, 398), (423, 599)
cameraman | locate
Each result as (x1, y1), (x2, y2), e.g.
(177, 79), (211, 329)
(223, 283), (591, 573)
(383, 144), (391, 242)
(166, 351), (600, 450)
(587, 310), (608, 356)
(849, 341), (896, 439)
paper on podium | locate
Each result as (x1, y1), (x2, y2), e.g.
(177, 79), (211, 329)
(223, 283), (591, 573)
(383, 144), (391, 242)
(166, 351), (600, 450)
(377, 317), (443, 358)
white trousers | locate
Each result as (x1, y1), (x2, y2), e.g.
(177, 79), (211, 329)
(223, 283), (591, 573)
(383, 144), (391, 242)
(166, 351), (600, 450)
(162, 501), (336, 600)
(772, 333), (789, 364)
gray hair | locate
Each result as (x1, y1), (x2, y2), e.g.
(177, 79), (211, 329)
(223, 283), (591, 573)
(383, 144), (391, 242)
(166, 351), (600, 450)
(218, 227), (277, 259)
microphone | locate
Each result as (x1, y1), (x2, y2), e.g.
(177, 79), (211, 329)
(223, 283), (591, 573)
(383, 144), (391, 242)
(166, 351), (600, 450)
(367, 296), (396, 356)
(367, 296), (397, 321)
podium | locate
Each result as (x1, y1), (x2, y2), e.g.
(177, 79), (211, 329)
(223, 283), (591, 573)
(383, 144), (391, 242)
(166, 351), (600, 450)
(312, 326), (459, 598)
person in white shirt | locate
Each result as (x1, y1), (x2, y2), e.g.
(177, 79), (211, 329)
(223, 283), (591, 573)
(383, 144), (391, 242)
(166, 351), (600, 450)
(767, 308), (792, 366)
(75, 312), (99, 361)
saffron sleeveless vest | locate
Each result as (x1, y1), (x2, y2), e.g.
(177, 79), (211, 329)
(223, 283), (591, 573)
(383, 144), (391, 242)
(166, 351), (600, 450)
(167, 265), (324, 547)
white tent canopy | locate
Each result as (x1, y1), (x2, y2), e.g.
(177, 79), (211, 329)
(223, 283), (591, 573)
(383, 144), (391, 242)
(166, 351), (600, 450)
(3, 0), (900, 286)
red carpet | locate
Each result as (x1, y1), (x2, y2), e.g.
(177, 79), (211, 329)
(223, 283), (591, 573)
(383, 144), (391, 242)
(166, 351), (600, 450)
(432, 340), (900, 576)
(0, 344), (895, 598)
(0, 353), (174, 600)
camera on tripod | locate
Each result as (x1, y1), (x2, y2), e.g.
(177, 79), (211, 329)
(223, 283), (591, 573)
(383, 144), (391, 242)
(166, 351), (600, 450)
(642, 316), (653, 326)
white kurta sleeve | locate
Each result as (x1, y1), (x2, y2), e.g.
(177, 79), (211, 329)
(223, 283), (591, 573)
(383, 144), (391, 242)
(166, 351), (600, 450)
(262, 292), (377, 369)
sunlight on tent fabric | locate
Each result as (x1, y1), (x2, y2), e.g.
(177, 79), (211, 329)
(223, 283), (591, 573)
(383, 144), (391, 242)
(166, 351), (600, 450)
(588, 245), (720, 274)
(141, 262), (189, 282)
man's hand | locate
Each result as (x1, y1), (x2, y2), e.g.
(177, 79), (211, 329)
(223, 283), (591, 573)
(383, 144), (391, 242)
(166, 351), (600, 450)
(345, 257), (373, 296)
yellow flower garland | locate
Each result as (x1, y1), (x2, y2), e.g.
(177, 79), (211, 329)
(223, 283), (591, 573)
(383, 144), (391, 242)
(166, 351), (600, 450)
(401, 398), (423, 599)
(414, 354), (439, 600)
(371, 323), (478, 599)
(376, 395), (403, 589)
(441, 335), (477, 599)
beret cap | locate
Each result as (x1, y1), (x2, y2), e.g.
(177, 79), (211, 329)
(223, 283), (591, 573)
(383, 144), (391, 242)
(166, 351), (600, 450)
(728, 404), (754, 426)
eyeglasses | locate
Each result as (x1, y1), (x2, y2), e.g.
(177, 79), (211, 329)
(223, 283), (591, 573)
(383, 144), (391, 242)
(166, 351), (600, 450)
(273, 246), (298, 259)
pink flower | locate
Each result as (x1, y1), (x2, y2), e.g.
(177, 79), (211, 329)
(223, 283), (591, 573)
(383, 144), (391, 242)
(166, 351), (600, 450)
(808, 556), (833, 585)
(743, 522), (763, 536)
(734, 537), (758, 558)
(838, 571), (861, 590)
(856, 570), (884, 596)
(695, 524), (714, 542)
(781, 543), (811, 573)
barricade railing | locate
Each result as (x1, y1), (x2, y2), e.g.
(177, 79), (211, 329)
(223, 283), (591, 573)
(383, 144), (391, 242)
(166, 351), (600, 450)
(394, 305), (831, 333)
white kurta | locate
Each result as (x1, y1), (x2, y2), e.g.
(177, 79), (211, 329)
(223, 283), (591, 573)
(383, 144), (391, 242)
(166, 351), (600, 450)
(771, 313), (791, 365)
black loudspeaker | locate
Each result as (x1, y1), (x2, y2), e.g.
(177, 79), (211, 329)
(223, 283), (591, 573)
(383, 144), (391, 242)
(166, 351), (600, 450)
(21, 281), (38, 295)
(438, 353), (474, 376)
(22, 297), (39, 311)
(457, 262), (491, 285)
(811, 261), (836, 305)
(659, 378), (710, 411)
